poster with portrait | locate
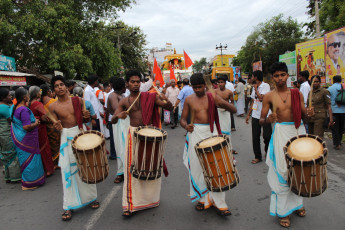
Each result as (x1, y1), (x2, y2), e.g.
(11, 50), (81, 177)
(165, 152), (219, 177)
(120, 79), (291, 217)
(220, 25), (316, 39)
(252, 61), (262, 71)
(296, 38), (326, 85)
(232, 66), (241, 81)
(324, 26), (345, 84)
(279, 51), (296, 88)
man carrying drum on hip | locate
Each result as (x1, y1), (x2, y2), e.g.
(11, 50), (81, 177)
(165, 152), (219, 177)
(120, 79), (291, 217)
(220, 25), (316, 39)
(112, 70), (172, 217)
(180, 73), (237, 216)
(260, 62), (309, 228)
(49, 76), (99, 221)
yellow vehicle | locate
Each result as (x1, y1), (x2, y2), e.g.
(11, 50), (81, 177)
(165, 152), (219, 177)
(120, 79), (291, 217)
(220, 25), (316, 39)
(211, 67), (234, 82)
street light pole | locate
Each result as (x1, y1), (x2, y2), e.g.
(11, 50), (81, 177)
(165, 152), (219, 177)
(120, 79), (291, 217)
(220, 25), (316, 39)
(216, 43), (228, 66)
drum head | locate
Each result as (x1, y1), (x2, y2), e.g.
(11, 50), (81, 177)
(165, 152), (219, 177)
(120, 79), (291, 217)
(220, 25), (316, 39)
(287, 137), (323, 160)
(75, 133), (103, 150)
(137, 127), (163, 137)
(198, 136), (225, 149)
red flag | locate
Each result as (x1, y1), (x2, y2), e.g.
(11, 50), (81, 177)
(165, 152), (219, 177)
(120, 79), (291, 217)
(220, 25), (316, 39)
(183, 50), (194, 69)
(169, 65), (177, 82)
(153, 58), (164, 85)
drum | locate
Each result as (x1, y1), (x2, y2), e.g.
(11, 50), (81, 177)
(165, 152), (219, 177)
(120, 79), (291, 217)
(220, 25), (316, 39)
(195, 135), (239, 192)
(284, 134), (328, 197)
(72, 130), (109, 184)
(131, 126), (167, 180)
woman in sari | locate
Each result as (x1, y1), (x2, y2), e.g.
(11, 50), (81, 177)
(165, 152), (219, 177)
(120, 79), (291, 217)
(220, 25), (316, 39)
(29, 86), (55, 176)
(40, 84), (60, 168)
(0, 88), (21, 183)
(10, 87), (45, 190)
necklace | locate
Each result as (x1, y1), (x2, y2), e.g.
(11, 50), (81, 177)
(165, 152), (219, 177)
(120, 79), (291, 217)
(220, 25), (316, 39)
(277, 89), (290, 103)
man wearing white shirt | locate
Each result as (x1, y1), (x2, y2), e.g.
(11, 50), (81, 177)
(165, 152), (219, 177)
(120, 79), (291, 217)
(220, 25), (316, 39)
(245, 71), (272, 164)
(84, 75), (101, 131)
(225, 79), (236, 131)
(105, 77), (116, 159)
(166, 79), (180, 128)
(298, 70), (310, 107)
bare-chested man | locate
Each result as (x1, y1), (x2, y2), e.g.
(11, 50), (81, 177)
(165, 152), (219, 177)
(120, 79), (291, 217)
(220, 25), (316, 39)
(112, 70), (172, 217)
(49, 75), (99, 221)
(260, 62), (307, 228)
(107, 77), (127, 184)
(180, 73), (236, 216)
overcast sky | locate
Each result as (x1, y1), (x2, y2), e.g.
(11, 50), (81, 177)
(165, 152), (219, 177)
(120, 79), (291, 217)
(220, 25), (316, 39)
(118, 0), (311, 61)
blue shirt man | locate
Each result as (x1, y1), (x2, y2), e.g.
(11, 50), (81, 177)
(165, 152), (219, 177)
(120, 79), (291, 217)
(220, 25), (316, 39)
(175, 79), (194, 111)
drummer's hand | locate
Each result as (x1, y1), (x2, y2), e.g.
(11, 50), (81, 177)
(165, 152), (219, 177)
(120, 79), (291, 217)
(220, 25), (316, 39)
(82, 110), (90, 120)
(53, 120), (63, 131)
(267, 113), (277, 123)
(328, 119), (335, 128)
(117, 111), (128, 119)
(186, 124), (194, 133)
(159, 94), (168, 103)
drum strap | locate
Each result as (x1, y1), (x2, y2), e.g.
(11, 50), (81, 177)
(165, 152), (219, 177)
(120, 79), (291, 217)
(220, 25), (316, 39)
(291, 89), (301, 129)
(71, 96), (83, 129)
(206, 93), (222, 135)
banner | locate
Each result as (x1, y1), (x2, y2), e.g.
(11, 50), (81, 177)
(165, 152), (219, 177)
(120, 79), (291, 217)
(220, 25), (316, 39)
(0, 76), (26, 86)
(279, 51), (296, 87)
(296, 38), (326, 85)
(0, 55), (16, 72)
(324, 26), (345, 84)
(252, 61), (262, 71)
(232, 66), (241, 81)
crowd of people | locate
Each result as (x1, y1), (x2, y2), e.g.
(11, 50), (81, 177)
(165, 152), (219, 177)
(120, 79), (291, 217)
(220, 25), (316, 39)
(0, 62), (344, 227)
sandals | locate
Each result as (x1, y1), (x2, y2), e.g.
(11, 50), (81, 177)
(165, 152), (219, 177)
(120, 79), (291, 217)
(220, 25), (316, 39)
(251, 159), (262, 164)
(232, 150), (238, 155)
(195, 202), (205, 211)
(122, 211), (134, 217)
(279, 216), (290, 228)
(295, 207), (306, 217)
(89, 201), (100, 209)
(217, 209), (232, 216)
(114, 175), (124, 184)
(62, 210), (72, 221)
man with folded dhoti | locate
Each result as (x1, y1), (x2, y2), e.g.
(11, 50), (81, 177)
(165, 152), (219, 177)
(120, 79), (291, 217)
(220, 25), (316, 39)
(49, 75), (99, 221)
(180, 73), (237, 216)
(260, 62), (308, 228)
(108, 77), (129, 183)
(112, 70), (172, 217)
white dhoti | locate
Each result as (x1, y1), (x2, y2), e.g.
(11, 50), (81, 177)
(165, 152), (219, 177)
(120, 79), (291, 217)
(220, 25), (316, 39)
(59, 126), (97, 210)
(217, 108), (231, 135)
(113, 118), (130, 176)
(236, 98), (245, 115)
(183, 124), (228, 210)
(266, 122), (305, 217)
(122, 126), (162, 212)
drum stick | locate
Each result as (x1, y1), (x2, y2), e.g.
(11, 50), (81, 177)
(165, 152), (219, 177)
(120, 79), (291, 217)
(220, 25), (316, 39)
(126, 92), (141, 113)
(153, 85), (167, 103)
(308, 77), (316, 108)
(190, 109), (195, 125)
(46, 111), (57, 123)
(83, 89), (87, 111)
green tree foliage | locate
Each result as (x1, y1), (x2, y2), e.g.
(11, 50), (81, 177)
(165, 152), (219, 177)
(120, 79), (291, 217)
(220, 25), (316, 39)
(0, 0), (148, 80)
(193, 57), (207, 72)
(304, 0), (345, 36)
(234, 14), (304, 74)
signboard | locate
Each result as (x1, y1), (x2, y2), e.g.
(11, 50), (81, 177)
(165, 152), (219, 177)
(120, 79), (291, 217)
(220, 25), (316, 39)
(0, 55), (16, 72)
(232, 66), (241, 82)
(252, 61), (262, 71)
(296, 38), (326, 86)
(324, 26), (345, 84)
(0, 76), (26, 86)
(279, 51), (296, 87)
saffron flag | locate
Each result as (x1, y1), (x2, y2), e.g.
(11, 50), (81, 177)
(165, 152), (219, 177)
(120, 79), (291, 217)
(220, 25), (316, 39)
(183, 50), (194, 69)
(153, 58), (165, 85)
(169, 65), (177, 82)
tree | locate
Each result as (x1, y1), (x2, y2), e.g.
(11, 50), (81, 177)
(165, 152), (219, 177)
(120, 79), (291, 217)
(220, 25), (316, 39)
(0, 0), (140, 79)
(304, 0), (345, 36)
(234, 14), (304, 74)
(193, 57), (207, 72)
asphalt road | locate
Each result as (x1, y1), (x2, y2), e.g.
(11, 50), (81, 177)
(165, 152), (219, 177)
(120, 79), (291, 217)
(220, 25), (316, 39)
(1, 116), (345, 230)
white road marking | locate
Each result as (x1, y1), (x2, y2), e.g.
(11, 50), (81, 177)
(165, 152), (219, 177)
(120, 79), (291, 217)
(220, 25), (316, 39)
(84, 186), (121, 230)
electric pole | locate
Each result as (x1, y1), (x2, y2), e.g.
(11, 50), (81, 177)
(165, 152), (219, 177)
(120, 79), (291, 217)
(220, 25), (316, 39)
(315, 0), (320, 38)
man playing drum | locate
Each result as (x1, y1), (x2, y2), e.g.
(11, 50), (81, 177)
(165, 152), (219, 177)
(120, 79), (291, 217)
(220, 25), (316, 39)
(112, 70), (172, 217)
(107, 77), (129, 183)
(49, 76), (99, 221)
(180, 73), (237, 216)
(260, 62), (308, 228)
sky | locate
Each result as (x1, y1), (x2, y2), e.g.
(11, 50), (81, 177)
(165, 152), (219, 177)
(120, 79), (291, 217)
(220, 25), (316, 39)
(118, 0), (311, 61)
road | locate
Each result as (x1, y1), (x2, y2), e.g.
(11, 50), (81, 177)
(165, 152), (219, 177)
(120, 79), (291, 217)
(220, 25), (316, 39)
(1, 116), (345, 230)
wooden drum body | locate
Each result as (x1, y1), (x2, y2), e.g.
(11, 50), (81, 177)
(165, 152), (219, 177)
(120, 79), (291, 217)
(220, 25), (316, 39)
(131, 126), (167, 180)
(284, 134), (328, 197)
(72, 130), (109, 184)
(195, 135), (239, 192)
